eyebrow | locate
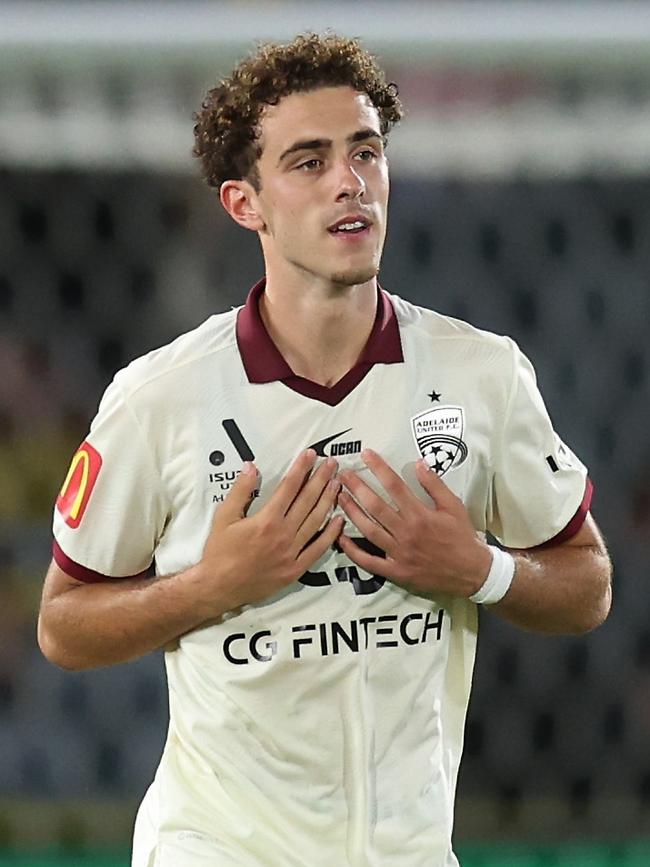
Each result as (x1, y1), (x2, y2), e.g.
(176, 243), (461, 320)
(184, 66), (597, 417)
(277, 128), (384, 166)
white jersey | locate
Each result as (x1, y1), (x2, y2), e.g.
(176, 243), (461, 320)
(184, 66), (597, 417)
(53, 282), (591, 867)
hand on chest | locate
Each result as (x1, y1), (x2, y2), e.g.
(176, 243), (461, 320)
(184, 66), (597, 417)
(248, 390), (473, 515)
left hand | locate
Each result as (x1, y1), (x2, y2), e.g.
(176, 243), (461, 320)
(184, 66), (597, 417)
(337, 449), (492, 599)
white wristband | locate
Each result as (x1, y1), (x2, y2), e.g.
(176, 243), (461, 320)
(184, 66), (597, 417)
(469, 546), (515, 605)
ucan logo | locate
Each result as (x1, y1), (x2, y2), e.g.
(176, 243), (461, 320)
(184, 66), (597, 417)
(56, 442), (103, 528)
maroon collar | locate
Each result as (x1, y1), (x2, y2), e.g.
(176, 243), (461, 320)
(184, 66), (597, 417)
(236, 278), (403, 406)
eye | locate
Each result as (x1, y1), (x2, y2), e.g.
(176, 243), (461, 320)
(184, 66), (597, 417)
(296, 158), (323, 171)
(355, 148), (378, 162)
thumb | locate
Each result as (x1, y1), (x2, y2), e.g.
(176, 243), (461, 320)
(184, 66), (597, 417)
(212, 462), (259, 526)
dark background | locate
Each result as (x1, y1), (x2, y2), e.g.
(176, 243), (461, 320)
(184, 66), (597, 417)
(1, 0), (650, 861)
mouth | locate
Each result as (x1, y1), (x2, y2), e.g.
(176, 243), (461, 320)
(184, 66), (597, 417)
(327, 215), (373, 237)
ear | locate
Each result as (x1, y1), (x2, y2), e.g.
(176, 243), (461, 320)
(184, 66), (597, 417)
(220, 180), (266, 232)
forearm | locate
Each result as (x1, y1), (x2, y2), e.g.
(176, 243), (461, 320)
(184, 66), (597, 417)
(38, 564), (217, 671)
(490, 544), (612, 634)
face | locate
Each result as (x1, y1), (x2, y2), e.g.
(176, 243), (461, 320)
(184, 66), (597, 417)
(244, 86), (390, 289)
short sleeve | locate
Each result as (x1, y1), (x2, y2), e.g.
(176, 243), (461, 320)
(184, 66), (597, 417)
(53, 377), (168, 582)
(486, 341), (592, 549)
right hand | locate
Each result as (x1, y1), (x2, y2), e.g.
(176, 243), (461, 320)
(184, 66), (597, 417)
(194, 450), (343, 615)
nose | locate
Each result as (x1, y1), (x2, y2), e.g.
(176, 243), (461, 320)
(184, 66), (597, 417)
(335, 159), (366, 202)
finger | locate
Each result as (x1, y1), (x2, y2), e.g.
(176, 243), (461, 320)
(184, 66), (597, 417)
(414, 459), (461, 510)
(266, 449), (318, 515)
(286, 457), (338, 531)
(339, 469), (401, 533)
(296, 515), (345, 573)
(361, 448), (421, 511)
(337, 490), (393, 552)
(211, 462), (259, 526)
(294, 476), (341, 551)
(337, 532), (398, 580)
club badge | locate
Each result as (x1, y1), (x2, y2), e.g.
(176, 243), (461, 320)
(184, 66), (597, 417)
(410, 405), (469, 476)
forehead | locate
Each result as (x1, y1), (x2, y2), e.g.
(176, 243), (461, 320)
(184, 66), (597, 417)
(258, 86), (381, 154)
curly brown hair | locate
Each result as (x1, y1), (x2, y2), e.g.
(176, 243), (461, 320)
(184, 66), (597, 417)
(193, 32), (403, 191)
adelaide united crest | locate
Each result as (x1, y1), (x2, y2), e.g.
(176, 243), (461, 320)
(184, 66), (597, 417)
(410, 405), (469, 477)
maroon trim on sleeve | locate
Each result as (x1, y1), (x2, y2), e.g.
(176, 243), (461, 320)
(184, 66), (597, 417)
(52, 540), (151, 584)
(531, 477), (594, 550)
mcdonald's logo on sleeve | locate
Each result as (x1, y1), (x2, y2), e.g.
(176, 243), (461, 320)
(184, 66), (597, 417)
(56, 442), (103, 528)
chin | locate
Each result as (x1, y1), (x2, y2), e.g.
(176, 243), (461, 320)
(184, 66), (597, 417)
(329, 264), (379, 287)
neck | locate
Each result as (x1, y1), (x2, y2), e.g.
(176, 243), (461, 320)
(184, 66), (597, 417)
(260, 273), (378, 387)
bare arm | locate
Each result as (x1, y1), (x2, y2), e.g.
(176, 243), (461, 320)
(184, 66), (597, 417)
(38, 452), (342, 670)
(38, 560), (211, 670)
(337, 450), (611, 635)
(490, 514), (611, 634)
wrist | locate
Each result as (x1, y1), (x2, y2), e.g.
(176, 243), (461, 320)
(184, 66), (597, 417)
(172, 563), (225, 623)
(469, 545), (516, 605)
(466, 541), (494, 596)
(179, 560), (244, 622)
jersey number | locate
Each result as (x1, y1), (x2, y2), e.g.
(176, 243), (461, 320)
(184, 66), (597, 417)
(298, 538), (386, 596)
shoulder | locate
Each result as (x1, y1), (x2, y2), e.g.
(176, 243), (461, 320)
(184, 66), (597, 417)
(388, 292), (517, 366)
(112, 307), (240, 401)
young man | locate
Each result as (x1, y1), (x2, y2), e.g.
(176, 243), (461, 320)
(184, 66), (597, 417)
(39, 33), (611, 867)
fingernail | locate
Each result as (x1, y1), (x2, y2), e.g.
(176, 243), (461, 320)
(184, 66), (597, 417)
(242, 461), (257, 476)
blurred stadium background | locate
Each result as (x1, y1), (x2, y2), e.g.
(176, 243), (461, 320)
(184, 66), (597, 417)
(1, 1), (650, 865)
